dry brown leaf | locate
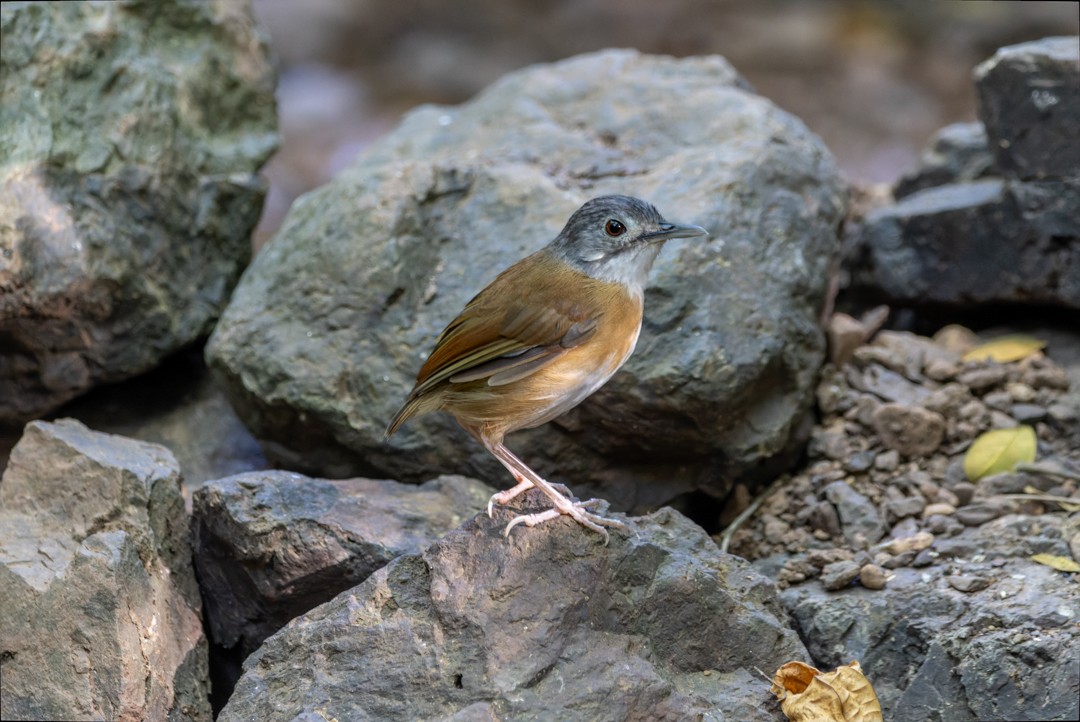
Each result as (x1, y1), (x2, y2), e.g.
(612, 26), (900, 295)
(771, 660), (883, 722)
(962, 334), (1046, 363)
(1031, 553), (1080, 573)
(963, 426), (1037, 481)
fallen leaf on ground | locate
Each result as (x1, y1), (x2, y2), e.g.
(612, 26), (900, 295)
(1031, 553), (1080, 573)
(963, 426), (1037, 481)
(771, 660), (883, 722)
(962, 334), (1046, 363)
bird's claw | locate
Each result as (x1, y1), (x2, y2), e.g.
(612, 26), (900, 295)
(487, 480), (573, 518)
(501, 497), (627, 544)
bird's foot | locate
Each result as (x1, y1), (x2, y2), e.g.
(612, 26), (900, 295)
(503, 495), (627, 544)
(487, 479), (572, 517)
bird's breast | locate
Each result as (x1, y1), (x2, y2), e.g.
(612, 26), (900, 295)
(502, 280), (643, 430)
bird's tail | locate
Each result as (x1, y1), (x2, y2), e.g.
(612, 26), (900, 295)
(384, 395), (423, 441)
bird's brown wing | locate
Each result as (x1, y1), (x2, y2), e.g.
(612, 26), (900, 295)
(412, 294), (598, 395)
(384, 253), (600, 438)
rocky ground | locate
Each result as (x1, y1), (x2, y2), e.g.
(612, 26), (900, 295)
(727, 324), (1080, 719)
(2, 3), (1077, 721)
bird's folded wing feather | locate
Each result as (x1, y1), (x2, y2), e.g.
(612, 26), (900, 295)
(409, 298), (598, 396)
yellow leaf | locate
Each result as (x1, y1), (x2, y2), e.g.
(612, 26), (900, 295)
(963, 426), (1037, 481)
(962, 335), (1046, 363)
(1031, 553), (1080, 573)
(771, 660), (883, 722)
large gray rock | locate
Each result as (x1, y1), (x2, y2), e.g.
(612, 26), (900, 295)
(220, 501), (806, 722)
(779, 514), (1080, 722)
(192, 470), (492, 658)
(206, 49), (847, 510)
(975, 36), (1080, 180)
(0, 0), (278, 425)
(852, 37), (1080, 311)
(0, 419), (210, 721)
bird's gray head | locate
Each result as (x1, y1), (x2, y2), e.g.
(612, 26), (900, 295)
(548, 195), (708, 292)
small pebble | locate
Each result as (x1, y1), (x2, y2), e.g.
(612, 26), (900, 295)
(912, 548), (937, 567)
(821, 560), (862, 591)
(958, 399), (989, 422)
(932, 324), (979, 354)
(885, 530), (934, 555)
(882, 550), (917, 569)
(763, 517), (791, 544)
(948, 575), (991, 593)
(925, 514), (953, 534)
(927, 455), (950, 480)
(846, 450), (875, 473)
(874, 449), (900, 471)
(859, 563), (888, 590)
(890, 517), (921, 539)
(924, 358), (958, 381)
(981, 390), (1012, 412)
(935, 488), (960, 507)
(1010, 404), (1047, 423)
(958, 365), (1008, 391)
(923, 502), (957, 518)
(886, 496), (927, 520)
(1023, 366), (1069, 390)
(924, 383), (973, 416)
(871, 403), (946, 456)
(988, 410), (1018, 429)
(955, 502), (1004, 526)
(1006, 382), (1036, 403)
(935, 539), (977, 559)
(974, 472), (1028, 496)
(808, 501), (842, 537)
(949, 481), (976, 506)
(1047, 403), (1077, 423)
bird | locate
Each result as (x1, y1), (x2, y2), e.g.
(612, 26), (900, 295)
(385, 195), (708, 541)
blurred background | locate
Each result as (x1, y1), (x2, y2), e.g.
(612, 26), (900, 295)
(249, 0), (1078, 249)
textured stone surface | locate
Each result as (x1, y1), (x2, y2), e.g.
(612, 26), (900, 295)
(219, 502), (805, 722)
(974, 36), (1080, 180)
(870, 403), (946, 457)
(857, 178), (1080, 308)
(852, 37), (1080, 311)
(894, 122), (994, 199)
(0, 419), (210, 721)
(0, 0), (278, 424)
(779, 514), (1080, 722)
(192, 470), (492, 657)
(206, 49), (847, 510)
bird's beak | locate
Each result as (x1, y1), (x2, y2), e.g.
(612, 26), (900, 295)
(642, 222), (709, 244)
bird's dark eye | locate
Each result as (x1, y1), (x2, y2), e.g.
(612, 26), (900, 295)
(604, 219), (626, 237)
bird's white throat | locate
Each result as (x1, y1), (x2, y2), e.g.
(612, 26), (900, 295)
(579, 243), (663, 297)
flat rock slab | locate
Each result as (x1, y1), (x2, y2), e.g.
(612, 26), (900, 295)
(220, 500), (806, 721)
(858, 177), (1079, 308)
(192, 470), (493, 656)
(778, 514), (1080, 722)
(0, 419), (210, 721)
(206, 49), (847, 510)
(0, 0), (278, 424)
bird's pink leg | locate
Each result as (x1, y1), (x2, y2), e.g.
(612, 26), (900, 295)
(481, 437), (627, 543)
(458, 421), (572, 515)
